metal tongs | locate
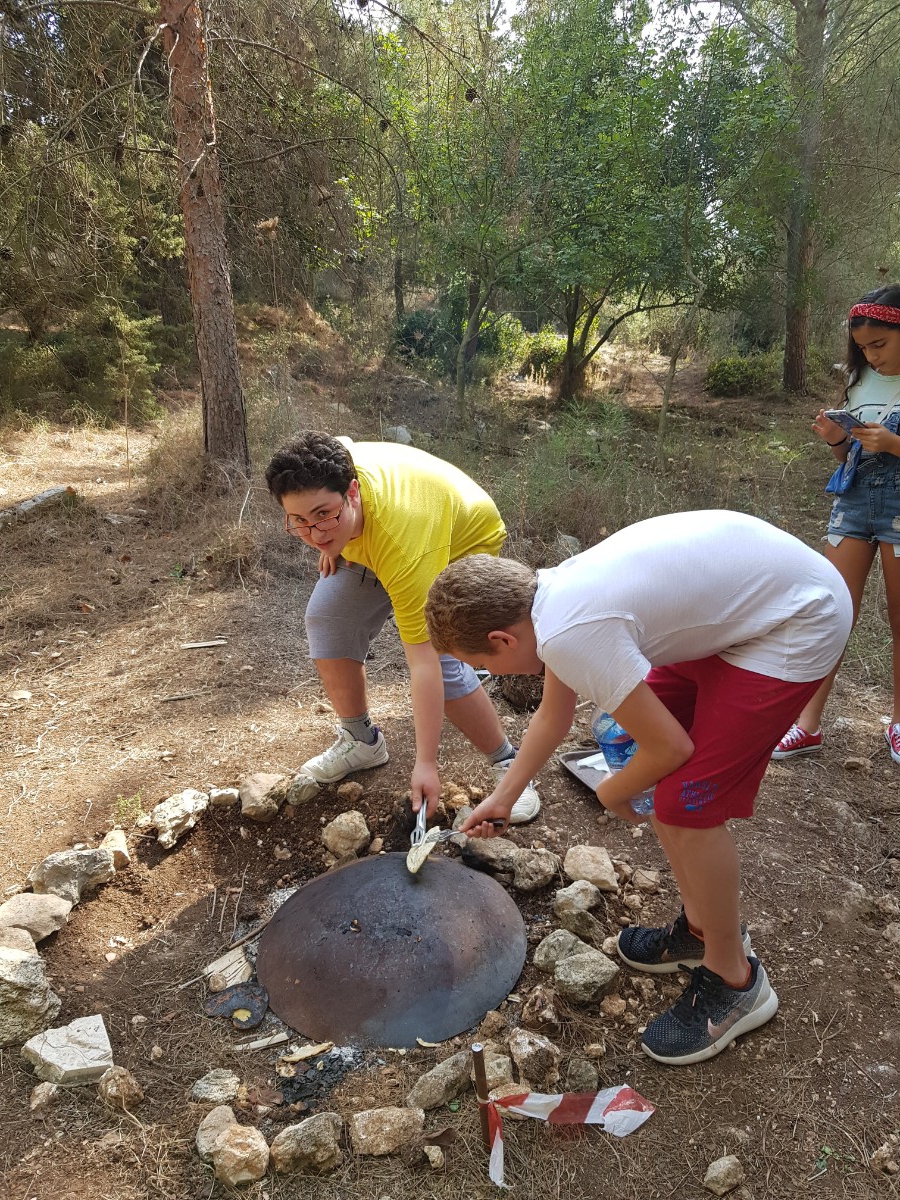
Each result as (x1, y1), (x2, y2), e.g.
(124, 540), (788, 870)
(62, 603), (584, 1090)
(410, 807), (505, 849)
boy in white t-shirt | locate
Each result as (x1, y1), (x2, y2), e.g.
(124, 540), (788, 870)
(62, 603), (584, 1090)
(425, 510), (852, 1065)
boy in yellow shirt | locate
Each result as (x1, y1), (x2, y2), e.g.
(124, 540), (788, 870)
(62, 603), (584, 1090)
(264, 431), (540, 822)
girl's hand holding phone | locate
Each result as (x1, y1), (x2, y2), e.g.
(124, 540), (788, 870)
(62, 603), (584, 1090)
(854, 423), (900, 455)
(812, 409), (848, 443)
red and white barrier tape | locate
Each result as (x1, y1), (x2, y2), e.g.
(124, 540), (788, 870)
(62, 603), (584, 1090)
(485, 1086), (655, 1186)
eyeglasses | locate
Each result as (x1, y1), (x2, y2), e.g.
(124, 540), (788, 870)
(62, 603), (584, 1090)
(284, 496), (347, 536)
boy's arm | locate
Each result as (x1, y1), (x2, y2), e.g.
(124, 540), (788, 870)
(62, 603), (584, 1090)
(402, 639), (447, 816)
(461, 669), (577, 836)
(596, 681), (694, 819)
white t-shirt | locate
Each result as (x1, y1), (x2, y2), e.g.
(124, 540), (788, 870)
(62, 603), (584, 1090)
(845, 366), (900, 424)
(532, 510), (852, 712)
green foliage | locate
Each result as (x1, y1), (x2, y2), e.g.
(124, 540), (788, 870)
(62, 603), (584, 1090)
(0, 305), (162, 423)
(517, 328), (568, 377)
(705, 353), (777, 396)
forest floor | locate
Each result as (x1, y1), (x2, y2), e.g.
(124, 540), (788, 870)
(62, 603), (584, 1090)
(1, 343), (899, 1200)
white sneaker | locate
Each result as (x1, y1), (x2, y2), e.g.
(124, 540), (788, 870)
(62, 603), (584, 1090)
(491, 756), (541, 824)
(302, 727), (389, 784)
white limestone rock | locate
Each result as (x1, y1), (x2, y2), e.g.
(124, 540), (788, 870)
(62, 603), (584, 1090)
(703, 1154), (746, 1195)
(99, 828), (131, 870)
(211, 1123), (270, 1186)
(554, 949), (620, 1004)
(21, 1014), (113, 1083)
(533, 928), (590, 973)
(0, 893), (72, 942)
(208, 787), (240, 808)
(563, 845), (618, 892)
(0, 926), (38, 954)
(508, 1028), (560, 1090)
(406, 1050), (472, 1110)
(322, 811), (370, 858)
(190, 1068), (242, 1103)
(29, 1081), (60, 1113)
(239, 773), (288, 822)
(145, 789), (209, 848)
(349, 1106), (425, 1156)
(98, 1065), (144, 1109)
(512, 848), (560, 892)
(196, 1105), (238, 1162)
(270, 1112), (343, 1174)
(27, 848), (116, 904)
(0, 946), (61, 1047)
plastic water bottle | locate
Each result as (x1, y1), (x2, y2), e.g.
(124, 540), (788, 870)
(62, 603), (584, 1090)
(591, 709), (654, 816)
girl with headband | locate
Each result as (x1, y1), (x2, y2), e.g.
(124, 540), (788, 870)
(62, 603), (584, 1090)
(773, 283), (900, 765)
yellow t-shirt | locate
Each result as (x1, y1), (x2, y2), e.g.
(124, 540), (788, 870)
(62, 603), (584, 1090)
(339, 440), (506, 643)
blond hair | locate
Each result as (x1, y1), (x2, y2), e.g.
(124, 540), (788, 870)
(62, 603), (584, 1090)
(425, 555), (537, 653)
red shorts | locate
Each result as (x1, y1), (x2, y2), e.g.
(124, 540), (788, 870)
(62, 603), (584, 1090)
(647, 656), (825, 829)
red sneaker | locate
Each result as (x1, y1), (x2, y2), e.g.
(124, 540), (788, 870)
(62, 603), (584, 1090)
(771, 724), (823, 760)
(886, 723), (900, 765)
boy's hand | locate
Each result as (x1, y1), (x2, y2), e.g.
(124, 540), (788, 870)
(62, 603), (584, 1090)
(410, 761), (442, 818)
(460, 795), (511, 837)
(318, 551), (340, 577)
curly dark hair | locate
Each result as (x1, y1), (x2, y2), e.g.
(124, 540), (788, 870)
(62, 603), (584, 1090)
(845, 283), (900, 386)
(265, 431), (356, 500)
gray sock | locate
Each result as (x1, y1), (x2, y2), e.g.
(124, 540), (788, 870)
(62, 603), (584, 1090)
(340, 713), (378, 745)
(488, 738), (516, 765)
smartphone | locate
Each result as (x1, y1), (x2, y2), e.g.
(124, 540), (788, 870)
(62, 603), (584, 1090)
(824, 409), (866, 434)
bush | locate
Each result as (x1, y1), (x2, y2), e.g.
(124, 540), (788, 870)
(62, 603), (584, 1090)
(517, 328), (567, 377)
(395, 307), (456, 367)
(0, 302), (162, 423)
(705, 353), (776, 397)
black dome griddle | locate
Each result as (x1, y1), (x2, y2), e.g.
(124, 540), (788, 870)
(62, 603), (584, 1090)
(256, 852), (527, 1048)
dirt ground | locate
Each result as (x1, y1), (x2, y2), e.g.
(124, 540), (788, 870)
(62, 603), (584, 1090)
(1, 365), (899, 1200)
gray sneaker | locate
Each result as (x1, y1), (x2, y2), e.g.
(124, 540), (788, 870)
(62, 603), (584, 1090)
(491, 756), (541, 824)
(640, 957), (778, 1065)
(302, 727), (389, 784)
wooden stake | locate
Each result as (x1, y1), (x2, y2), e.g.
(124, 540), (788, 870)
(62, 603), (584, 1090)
(471, 1041), (492, 1152)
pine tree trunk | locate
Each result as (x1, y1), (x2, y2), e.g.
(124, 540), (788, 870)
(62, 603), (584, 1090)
(160, 0), (249, 474)
(782, 0), (827, 395)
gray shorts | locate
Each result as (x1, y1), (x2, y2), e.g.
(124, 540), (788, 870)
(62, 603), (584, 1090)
(305, 560), (481, 701)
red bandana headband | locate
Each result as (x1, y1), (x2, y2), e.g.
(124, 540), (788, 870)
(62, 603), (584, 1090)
(849, 302), (900, 325)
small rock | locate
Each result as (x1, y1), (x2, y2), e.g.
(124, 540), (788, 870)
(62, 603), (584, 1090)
(460, 837), (520, 874)
(0, 893), (72, 942)
(871, 1142), (900, 1174)
(349, 1106), (425, 1156)
(0, 944), (59, 1048)
(211, 1123), (270, 1185)
(533, 929), (589, 973)
(29, 1081), (60, 1113)
(557, 907), (606, 947)
(508, 1028), (560, 1090)
(368, 837), (384, 855)
(883, 923), (900, 948)
(564, 1055), (599, 1092)
(274, 846), (292, 861)
(554, 949), (620, 1003)
(336, 781), (364, 804)
(623, 893), (643, 911)
(146, 789), (210, 848)
(512, 848), (560, 892)
(384, 424), (412, 444)
(406, 1050), (471, 1110)
(520, 984), (561, 1034)
(584, 1040), (606, 1059)
(424, 1144), (445, 1169)
(21, 1014), (113, 1083)
(0, 927), (38, 954)
(842, 756), (872, 773)
(28, 847), (116, 904)
(191, 1068), (242, 1103)
(632, 867), (661, 893)
(98, 1065), (144, 1109)
(150, 1044), (163, 1061)
(99, 828), (131, 870)
(322, 811), (370, 857)
(600, 995), (626, 1018)
(239, 773), (288, 823)
(196, 1105), (239, 1162)
(208, 787), (240, 808)
(479, 1051), (514, 1092)
(555, 879), (601, 916)
(286, 772), (320, 806)
(563, 845), (618, 892)
(553, 531), (581, 560)
(203, 946), (252, 990)
(477, 1010), (506, 1039)
(703, 1154), (745, 1195)
(602, 935), (619, 956)
(270, 1112), (343, 1174)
